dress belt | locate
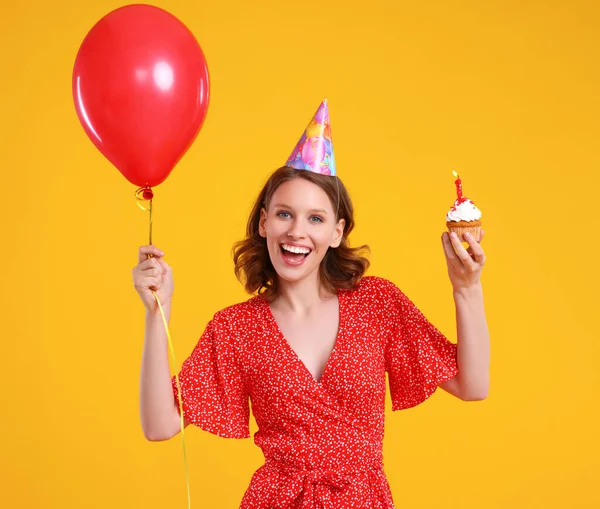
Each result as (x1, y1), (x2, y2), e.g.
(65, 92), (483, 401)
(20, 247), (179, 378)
(266, 460), (382, 509)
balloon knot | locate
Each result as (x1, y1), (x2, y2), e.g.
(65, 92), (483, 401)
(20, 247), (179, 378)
(135, 187), (154, 211)
(135, 187), (154, 201)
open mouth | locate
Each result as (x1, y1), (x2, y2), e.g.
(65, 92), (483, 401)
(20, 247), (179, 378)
(280, 243), (312, 264)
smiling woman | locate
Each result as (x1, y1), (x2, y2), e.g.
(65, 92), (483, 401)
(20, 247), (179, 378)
(133, 100), (490, 509)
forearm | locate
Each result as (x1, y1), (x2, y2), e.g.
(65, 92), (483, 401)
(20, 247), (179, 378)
(139, 306), (181, 440)
(454, 283), (490, 400)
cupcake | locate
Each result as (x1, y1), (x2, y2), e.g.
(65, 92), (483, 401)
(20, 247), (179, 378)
(446, 173), (482, 241)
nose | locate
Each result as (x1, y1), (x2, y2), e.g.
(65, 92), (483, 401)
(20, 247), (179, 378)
(287, 219), (307, 239)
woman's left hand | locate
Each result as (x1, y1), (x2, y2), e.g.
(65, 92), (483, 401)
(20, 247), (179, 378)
(442, 230), (486, 293)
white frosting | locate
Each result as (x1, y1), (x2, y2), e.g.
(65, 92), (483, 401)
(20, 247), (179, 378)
(446, 199), (482, 222)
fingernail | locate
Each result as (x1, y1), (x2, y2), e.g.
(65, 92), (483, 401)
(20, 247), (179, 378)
(464, 232), (470, 238)
(159, 251), (165, 256)
(450, 232), (457, 239)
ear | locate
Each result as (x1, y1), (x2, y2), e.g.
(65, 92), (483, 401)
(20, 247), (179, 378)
(330, 218), (346, 248)
(259, 208), (267, 238)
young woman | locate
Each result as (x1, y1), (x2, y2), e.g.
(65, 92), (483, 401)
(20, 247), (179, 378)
(133, 102), (490, 508)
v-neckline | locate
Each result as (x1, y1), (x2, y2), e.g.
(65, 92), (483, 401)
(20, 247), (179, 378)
(261, 290), (345, 386)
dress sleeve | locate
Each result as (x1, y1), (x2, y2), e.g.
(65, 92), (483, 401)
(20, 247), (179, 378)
(171, 314), (250, 439)
(384, 281), (458, 411)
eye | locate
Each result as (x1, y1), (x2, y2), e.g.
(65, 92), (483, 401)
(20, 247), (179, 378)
(310, 216), (324, 223)
(277, 211), (291, 219)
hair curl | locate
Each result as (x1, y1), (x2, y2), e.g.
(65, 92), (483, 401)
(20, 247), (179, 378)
(232, 166), (370, 301)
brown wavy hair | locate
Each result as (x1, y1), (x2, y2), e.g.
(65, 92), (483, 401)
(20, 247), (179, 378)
(232, 166), (370, 300)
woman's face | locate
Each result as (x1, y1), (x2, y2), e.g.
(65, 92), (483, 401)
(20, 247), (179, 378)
(259, 177), (345, 286)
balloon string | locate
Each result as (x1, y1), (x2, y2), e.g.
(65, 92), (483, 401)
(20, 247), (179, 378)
(137, 188), (190, 509)
(152, 289), (191, 509)
(149, 198), (153, 245)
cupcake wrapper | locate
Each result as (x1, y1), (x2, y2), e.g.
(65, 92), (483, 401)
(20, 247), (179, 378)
(447, 224), (482, 242)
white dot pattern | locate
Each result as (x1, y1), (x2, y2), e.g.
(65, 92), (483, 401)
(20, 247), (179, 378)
(171, 276), (458, 508)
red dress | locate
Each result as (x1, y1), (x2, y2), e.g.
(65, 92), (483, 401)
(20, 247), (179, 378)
(171, 276), (458, 508)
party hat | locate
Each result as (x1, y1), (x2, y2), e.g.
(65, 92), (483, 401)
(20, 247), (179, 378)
(285, 99), (336, 176)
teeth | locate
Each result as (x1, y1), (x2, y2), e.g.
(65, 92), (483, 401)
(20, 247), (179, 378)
(282, 244), (310, 255)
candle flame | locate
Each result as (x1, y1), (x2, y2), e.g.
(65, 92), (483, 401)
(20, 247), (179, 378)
(452, 170), (459, 178)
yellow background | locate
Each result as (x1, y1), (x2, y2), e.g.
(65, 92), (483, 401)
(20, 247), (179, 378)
(2, 0), (599, 507)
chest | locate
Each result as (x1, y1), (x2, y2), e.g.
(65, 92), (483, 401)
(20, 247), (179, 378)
(271, 304), (340, 382)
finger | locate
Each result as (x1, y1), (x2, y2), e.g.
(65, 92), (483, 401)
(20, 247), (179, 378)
(132, 268), (161, 285)
(138, 245), (165, 264)
(134, 275), (160, 291)
(146, 276), (160, 291)
(449, 232), (476, 269)
(144, 267), (162, 278)
(136, 258), (161, 271)
(464, 232), (486, 265)
(441, 232), (462, 270)
(157, 258), (169, 274)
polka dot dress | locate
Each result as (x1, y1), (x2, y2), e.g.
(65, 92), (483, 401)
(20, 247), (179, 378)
(172, 276), (458, 508)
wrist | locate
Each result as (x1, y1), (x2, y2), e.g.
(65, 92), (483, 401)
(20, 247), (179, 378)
(453, 282), (483, 302)
(146, 304), (171, 319)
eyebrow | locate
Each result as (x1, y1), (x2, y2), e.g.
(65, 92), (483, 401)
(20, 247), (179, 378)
(271, 203), (329, 215)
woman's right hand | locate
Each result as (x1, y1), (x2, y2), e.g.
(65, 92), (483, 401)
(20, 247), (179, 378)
(132, 245), (174, 312)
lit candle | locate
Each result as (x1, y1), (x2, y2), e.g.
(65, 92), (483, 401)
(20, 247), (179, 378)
(452, 170), (462, 200)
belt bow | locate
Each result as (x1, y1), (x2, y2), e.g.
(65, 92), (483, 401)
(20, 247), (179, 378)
(272, 466), (352, 508)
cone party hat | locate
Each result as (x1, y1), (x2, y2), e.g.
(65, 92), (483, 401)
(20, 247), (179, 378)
(285, 99), (336, 176)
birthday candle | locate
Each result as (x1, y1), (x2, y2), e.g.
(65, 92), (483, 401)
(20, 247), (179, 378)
(452, 170), (463, 200)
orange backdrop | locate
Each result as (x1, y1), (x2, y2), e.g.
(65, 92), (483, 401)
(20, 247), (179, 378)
(1, 1), (599, 508)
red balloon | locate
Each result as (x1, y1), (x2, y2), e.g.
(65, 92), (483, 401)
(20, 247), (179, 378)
(72, 4), (210, 188)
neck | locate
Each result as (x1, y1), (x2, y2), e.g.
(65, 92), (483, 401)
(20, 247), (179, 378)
(272, 272), (336, 315)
